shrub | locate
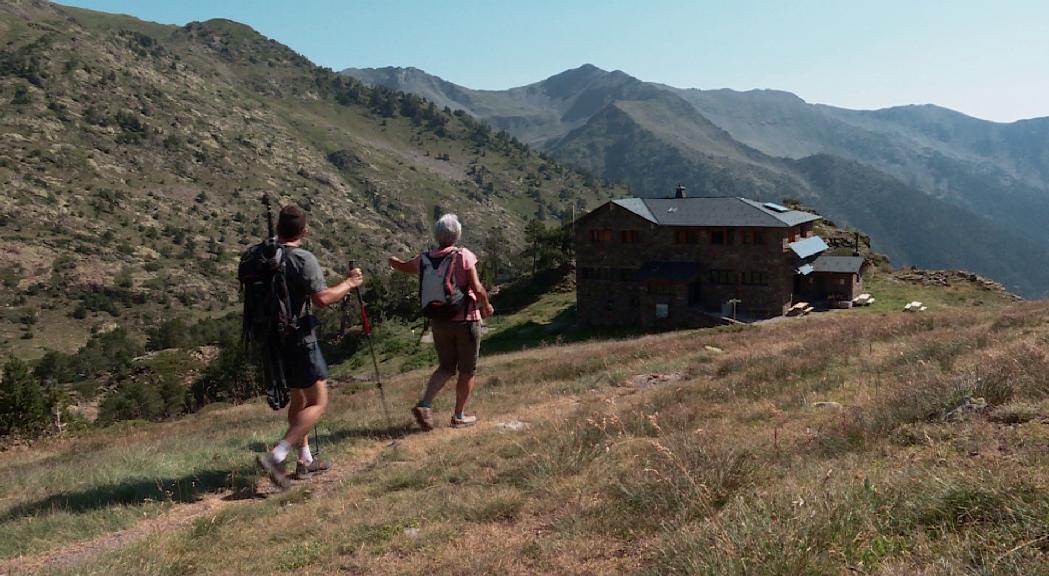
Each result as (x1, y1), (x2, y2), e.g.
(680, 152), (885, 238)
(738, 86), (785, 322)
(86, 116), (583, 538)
(147, 318), (190, 351)
(97, 351), (197, 423)
(191, 344), (260, 406)
(0, 357), (53, 436)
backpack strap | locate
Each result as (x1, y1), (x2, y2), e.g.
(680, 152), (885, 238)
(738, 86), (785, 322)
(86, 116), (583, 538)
(442, 248), (478, 316)
(276, 245), (310, 336)
(440, 247), (463, 295)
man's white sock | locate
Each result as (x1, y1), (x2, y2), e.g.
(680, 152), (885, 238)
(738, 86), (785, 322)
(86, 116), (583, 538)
(271, 440), (291, 463)
(299, 444), (313, 465)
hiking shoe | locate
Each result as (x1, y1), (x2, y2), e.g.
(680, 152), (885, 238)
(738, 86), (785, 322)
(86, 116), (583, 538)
(293, 459), (332, 480)
(450, 414), (478, 429)
(256, 452), (290, 491)
(412, 405), (434, 431)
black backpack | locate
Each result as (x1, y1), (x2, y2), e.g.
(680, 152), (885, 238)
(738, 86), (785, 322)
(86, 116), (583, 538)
(238, 238), (308, 410)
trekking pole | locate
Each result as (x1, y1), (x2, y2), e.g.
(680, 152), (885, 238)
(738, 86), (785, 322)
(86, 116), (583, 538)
(348, 260), (394, 431)
(416, 318), (430, 347)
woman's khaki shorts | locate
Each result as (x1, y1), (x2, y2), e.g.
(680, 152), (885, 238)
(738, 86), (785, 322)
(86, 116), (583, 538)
(431, 320), (481, 375)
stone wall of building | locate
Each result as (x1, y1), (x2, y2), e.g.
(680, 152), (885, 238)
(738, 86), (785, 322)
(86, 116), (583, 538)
(801, 272), (863, 302)
(575, 202), (809, 326)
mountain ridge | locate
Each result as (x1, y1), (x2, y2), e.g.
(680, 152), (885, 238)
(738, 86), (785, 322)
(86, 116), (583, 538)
(345, 64), (1049, 297)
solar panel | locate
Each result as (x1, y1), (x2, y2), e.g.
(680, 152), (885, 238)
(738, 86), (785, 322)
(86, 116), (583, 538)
(789, 236), (829, 259)
(763, 202), (790, 213)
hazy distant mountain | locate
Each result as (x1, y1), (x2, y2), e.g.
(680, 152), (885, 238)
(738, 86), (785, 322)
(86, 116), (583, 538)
(674, 88), (1049, 248)
(345, 64), (1049, 297)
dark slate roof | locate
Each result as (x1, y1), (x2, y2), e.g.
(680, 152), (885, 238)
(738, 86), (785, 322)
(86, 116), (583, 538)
(611, 197), (821, 228)
(812, 255), (866, 274)
(636, 261), (702, 283)
(788, 236), (830, 259)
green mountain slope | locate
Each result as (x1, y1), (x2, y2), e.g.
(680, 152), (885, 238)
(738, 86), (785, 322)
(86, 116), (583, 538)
(0, 2), (620, 357)
(792, 155), (1049, 291)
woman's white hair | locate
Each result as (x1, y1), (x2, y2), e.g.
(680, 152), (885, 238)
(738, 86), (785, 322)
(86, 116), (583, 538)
(433, 213), (462, 247)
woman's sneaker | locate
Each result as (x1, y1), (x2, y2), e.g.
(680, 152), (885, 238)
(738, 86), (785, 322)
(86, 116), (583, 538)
(450, 414), (478, 429)
(293, 459), (332, 480)
(412, 406), (434, 431)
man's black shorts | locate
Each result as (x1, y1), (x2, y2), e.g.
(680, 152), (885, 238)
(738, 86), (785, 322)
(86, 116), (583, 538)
(280, 338), (328, 389)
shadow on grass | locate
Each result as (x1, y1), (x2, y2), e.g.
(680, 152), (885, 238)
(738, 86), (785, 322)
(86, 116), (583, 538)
(243, 423), (421, 454)
(316, 423), (420, 445)
(490, 265), (572, 315)
(1, 466), (255, 520)
(481, 305), (651, 356)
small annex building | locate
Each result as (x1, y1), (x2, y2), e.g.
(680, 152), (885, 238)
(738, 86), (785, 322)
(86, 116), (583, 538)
(574, 190), (866, 328)
(802, 255), (867, 305)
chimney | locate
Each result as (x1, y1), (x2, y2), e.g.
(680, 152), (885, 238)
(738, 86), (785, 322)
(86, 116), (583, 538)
(853, 231), (861, 256)
(674, 184), (687, 199)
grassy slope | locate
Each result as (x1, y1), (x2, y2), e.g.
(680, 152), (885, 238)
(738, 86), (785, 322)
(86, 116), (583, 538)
(3, 287), (1048, 574)
(0, 2), (619, 358)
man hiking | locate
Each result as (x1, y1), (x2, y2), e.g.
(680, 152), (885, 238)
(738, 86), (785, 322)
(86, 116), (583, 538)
(388, 213), (494, 431)
(255, 204), (364, 490)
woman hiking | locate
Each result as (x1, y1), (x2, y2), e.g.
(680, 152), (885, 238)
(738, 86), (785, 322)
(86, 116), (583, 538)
(388, 213), (494, 430)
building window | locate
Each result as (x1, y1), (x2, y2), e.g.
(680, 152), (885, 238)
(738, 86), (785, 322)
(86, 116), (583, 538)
(710, 229), (734, 245)
(742, 271), (768, 286)
(838, 278), (847, 286)
(709, 269), (737, 285)
(590, 229), (614, 243)
(649, 284), (676, 297)
(620, 230), (640, 243)
(655, 303), (669, 319)
(742, 230), (767, 245)
(674, 229), (698, 244)
(581, 267), (638, 282)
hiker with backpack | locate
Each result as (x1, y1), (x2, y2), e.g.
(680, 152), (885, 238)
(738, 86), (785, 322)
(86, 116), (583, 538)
(245, 204), (364, 490)
(388, 213), (494, 430)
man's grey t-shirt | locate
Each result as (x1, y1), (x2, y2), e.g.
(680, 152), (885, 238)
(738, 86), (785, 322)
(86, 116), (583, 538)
(284, 246), (327, 339)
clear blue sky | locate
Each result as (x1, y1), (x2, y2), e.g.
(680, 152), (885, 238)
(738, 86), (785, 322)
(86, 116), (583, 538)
(60, 0), (1049, 122)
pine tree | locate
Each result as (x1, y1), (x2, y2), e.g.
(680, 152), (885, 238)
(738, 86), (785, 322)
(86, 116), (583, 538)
(0, 357), (51, 436)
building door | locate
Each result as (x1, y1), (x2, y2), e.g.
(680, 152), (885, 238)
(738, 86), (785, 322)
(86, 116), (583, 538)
(688, 281), (702, 307)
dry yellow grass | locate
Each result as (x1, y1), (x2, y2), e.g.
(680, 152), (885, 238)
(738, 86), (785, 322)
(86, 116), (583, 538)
(4, 302), (1049, 575)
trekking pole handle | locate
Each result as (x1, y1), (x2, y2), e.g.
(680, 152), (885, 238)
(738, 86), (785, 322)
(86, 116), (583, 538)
(347, 259), (364, 297)
(347, 259), (372, 335)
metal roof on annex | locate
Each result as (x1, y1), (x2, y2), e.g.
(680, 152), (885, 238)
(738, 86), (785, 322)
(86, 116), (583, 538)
(610, 197), (821, 228)
(812, 255), (866, 274)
